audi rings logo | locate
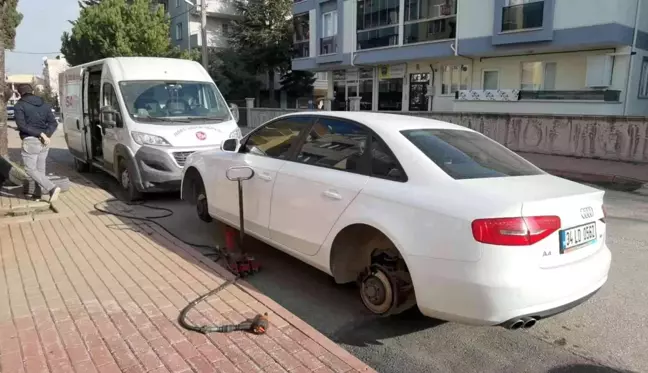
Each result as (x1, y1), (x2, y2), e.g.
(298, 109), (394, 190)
(580, 207), (594, 219)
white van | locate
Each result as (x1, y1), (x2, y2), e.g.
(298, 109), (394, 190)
(59, 57), (241, 201)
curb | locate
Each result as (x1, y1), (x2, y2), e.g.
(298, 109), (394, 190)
(53, 160), (378, 373)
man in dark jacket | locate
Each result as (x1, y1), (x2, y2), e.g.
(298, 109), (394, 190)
(14, 84), (61, 202)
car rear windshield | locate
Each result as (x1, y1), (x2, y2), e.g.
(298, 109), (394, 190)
(401, 129), (543, 180)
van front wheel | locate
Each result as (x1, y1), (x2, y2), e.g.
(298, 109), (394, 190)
(119, 158), (142, 202)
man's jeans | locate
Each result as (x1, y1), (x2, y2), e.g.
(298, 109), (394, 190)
(21, 137), (55, 196)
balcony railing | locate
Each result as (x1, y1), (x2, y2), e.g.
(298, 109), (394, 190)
(501, 0), (544, 32)
(519, 90), (621, 102)
(294, 41), (309, 58)
(320, 36), (337, 55)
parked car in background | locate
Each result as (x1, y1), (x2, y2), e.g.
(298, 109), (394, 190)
(181, 112), (611, 330)
(7, 105), (15, 120)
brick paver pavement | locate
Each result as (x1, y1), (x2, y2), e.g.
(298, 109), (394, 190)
(0, 158), (376, 372)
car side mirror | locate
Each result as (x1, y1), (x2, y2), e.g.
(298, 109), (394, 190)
(229, 103), (240, 123)
(222, 138), (240, 152)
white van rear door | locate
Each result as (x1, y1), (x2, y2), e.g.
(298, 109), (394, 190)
(61, 68), (88, 161)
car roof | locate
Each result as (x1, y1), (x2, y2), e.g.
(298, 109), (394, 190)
(279, 111), (470, 133)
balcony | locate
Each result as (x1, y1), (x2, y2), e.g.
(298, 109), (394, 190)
(294, 41), (310, 58)
(190, 0), (238, 19)
(501, 0), (544, 32)
(320, 36), (337, 55)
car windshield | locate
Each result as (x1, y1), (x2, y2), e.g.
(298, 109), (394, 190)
(401, 128), (544, 180)
(118, 80), (231, 124)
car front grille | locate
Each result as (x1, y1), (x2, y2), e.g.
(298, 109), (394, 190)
(173, 151), (195, 167)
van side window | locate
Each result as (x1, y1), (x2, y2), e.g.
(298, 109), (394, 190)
(102, 83), (120, 113)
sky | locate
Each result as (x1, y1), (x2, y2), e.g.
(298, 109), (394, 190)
(5, 0), (80, 76)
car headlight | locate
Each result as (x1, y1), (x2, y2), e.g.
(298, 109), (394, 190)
(229, 127), (242, 139)
(131, 131), (171, 146)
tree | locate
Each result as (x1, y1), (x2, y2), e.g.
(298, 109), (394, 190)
(0, 0), (23, 157)
(41, 85), (59, 111)
(208, 48), (261, 100)
(61, 0), (183, 66)
(229, 0), (293, 106)
(280, 70), (316, 99)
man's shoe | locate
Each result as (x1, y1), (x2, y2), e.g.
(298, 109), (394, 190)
(48, 187), (61, 203)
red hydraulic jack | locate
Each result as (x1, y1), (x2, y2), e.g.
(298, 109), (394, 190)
(223, 166), (260, 277)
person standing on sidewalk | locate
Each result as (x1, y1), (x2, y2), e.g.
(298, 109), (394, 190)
(14, 84), (61, 202)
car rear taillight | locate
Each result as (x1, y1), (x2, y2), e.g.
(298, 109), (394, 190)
(471, 216), (561, 246)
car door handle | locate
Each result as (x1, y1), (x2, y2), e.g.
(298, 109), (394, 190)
(323, 190), (342, 200)
(258, 172), (273, 181)
(76, 119), (80, 130)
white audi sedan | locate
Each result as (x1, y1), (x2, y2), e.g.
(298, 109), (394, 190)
(180, 112), (611, 329)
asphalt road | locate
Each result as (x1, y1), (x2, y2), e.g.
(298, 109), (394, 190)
(32, 125), (647, 373)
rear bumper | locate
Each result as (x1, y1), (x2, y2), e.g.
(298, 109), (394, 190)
(407, 244), (611, 325)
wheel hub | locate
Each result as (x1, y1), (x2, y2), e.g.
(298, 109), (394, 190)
(121, 169), (130, 189)
(363, 276), (387, 306)
(359, 268), (394, 315)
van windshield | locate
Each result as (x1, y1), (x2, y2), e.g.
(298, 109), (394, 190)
(118, 80), (231, 123)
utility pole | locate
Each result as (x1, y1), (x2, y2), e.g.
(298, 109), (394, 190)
(200, 0), (208, 69)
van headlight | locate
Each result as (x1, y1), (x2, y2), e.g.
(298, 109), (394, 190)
(131, 131), (171, 146)
(229, 127), (242, 139)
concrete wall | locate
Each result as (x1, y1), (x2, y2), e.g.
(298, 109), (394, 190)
(246, 108), (648, 183)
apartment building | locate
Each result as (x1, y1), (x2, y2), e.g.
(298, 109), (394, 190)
(42, 56), (69, 103)
(168, 0), (328, 106)
(292, 0), (648, 115)
(168, 0), (237, 50)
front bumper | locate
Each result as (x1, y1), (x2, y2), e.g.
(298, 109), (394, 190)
(133, 145), (218, 192)
(407, 244), (611, 325)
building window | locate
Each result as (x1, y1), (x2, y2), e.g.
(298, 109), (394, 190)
(321, 11), (338, 55)
(293, 13), (310, 58)
(175, 23), (183, 40)
(357, 0), (400, 50)
(404, 0), (457, 44)
(222, 23), (230, 36)
(482, 70), (500, 90)
(639, 58), (648, 98)
(521, 61), (556, 91)
(441, 65), (470, 95)
(502, 0), (544, 32)
(176, 0), (180, 7)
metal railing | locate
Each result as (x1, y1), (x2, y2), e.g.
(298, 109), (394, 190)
(320, 36), (337, 55)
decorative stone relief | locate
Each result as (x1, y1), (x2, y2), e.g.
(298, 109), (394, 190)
(247, 109), (648, 163)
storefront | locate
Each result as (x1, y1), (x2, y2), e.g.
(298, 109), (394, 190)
(331, 63), (410, 112)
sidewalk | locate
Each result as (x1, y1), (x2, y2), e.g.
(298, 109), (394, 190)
(0, 155), (375, 372)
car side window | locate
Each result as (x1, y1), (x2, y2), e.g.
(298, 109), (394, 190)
(370, 136), (407, 182)
(241, 116), (310, 160)
(294, 118), (368, 174)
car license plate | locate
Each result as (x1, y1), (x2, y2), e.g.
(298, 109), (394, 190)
(559, 222), (597, 254)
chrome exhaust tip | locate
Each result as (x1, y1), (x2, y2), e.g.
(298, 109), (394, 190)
(521, 316), (537, 329)
(503, 319), (525, 330)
